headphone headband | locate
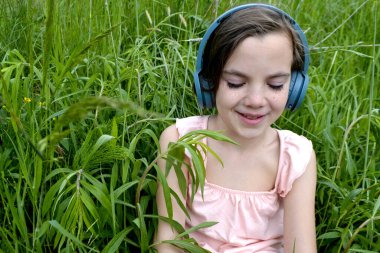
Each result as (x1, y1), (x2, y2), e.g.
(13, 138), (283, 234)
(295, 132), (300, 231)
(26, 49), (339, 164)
(193, 4), (310, 110)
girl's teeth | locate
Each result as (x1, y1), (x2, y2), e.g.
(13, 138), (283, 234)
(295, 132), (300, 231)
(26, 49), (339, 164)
(244, 114), (258, 119)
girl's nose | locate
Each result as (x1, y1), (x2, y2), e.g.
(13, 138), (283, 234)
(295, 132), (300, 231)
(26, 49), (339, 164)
(243, 85), (265, 107)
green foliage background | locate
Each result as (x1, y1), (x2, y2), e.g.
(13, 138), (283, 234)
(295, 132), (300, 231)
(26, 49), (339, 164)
(0, 0), (379, 252)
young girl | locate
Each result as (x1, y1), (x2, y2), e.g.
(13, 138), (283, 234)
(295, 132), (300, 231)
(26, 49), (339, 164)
(155, 3), (317, 253)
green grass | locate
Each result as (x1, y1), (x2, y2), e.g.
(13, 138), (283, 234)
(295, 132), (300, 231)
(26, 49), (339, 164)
(0, 0), (379, 252)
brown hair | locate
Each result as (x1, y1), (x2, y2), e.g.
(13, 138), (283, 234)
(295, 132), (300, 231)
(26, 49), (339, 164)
(200, 6), (305, 93)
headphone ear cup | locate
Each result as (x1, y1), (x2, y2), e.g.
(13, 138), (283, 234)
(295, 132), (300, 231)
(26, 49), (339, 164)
(286, 71), (309, 111)
(193, 72), (215, 109)
(193, 71), (205, 108)
(201, 78), (214, 108)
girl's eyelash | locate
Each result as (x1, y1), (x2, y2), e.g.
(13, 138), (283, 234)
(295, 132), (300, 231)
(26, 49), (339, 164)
(227, 82), (244, 88)
(269, 84), (284, 90)
(226, 81), (284, 90)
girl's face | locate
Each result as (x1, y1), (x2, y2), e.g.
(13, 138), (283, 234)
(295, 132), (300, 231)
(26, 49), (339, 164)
(214, 32), (292, 140)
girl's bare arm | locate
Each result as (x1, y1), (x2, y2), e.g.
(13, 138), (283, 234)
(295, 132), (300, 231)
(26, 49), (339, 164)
(154, 124), (187, 253)
(283, 150), (317, 253)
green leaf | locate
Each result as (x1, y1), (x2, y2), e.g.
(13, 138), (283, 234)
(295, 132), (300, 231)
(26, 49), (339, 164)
(49, 220), (96, 251)
(110, 162), (119, 191)
(198, 142), (224, 166)
(79, 188), (100, 222)
(179, 141), (205, 195)
(319, 180), (344, 198)
(82, 171), (108, 194)
(113, 180), (139, 199)
(110, 117), (118, 146)
(166, 143), (185, 177)
(156, 167), (173, 219)
(37, 130), (71, 153)
(171, 157), (187, 198)
(347, 250), (380, 253)
(42, 177), (65, 216)
(180, 129), (237, 145)
(176, 221), (218, 239)
(82, 134), (115, 168)
(44, 167), (73, 182)
(317, 231), (341, 240)
(33, 155), (43, 197)
(169, 188), (190, 220)
(36, 221), (51, 239)
(129, 128), (160, 157)
(0, 226), (15, 252)
(372, 194), (380, 217)
(162, 238), (211, 253)
(137, 203), (149, 252)
(145, 214), (185, 235)
(81, 181), (112, 215)
(101, 227), (133, 253)
(92, 134), (115, 151)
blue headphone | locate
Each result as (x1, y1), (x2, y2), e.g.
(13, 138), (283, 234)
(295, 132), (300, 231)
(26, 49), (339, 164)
(193, 3), (310, 111)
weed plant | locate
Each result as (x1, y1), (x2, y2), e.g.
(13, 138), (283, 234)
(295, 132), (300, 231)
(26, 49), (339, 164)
(0, 0), (379, 252)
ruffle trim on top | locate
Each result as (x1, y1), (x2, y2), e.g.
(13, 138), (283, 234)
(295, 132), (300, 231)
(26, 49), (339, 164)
(276, 130), (313, 197)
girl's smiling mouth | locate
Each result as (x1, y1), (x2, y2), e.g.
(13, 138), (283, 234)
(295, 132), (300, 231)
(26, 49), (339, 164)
(237, 111), (266, 125)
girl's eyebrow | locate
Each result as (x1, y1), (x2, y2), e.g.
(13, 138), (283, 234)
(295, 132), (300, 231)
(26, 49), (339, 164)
(268, 72), (291, 78)
(222, 70), (247, 79)
(223, 69), (291, 79)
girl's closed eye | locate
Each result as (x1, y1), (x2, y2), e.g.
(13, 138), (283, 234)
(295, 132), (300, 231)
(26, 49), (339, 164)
(227, 81), (244, 89)
(267, 75), (289, 91)
(268, 83), (284, 90)
(222, 71), (246, 89)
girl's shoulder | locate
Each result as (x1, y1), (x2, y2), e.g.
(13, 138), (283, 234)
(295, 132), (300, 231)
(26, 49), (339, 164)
(276, 129), (314, 197)
(277, 129), (313, 149)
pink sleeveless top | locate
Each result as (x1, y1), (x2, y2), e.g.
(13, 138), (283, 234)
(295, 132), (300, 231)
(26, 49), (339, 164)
(176, 116), (313, 253)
